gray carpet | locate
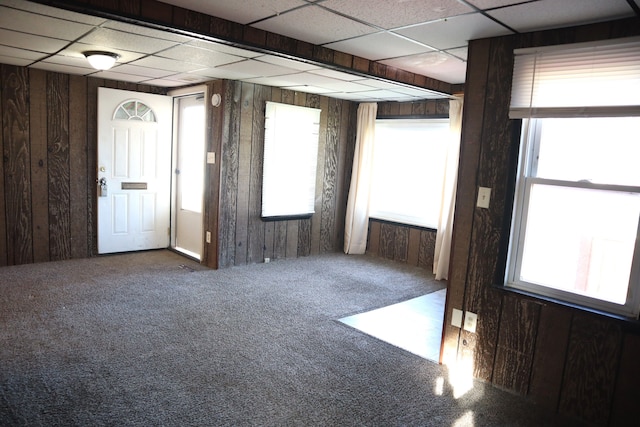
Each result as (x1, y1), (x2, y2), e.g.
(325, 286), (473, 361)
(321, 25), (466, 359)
(0, 250), (583, 426)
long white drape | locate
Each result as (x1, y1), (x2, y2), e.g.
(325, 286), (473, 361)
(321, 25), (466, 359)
(344, 103), (378, 254)
(433, 97), (464, 280)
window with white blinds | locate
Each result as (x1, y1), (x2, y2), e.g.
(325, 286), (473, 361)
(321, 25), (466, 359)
(509, 36), (640, 118)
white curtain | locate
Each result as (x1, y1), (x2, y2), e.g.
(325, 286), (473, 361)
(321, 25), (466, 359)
(433, 97), (464, 280)
(344, 103), (378, 254)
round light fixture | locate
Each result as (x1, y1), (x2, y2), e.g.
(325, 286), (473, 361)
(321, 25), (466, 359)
(83, 51), (120, 70)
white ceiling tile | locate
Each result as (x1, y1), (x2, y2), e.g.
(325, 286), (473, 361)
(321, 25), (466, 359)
(214, 59), (300, 78)
(140, 78), (189, 87)
(0, 7), (94, 41)
(325, 32), (434, 61)
(90, 70), (150, 83)
(0, 28), (69, 53)
(254, 54), (321, 71)
(444, 46), (468, 61)
(110, 64), (176, 79)
(162, 73), (212, 84)
(1, 0), (107, 25)
(79, 28), (179, 54)
(282, 85), (337, 94)
(43, 54), (96, 69)
(131, 56), (208, 73)
(103, 20), (192, 43)
(161, 0), (308, 24)
(0, 56), (32, 67)
(318, 80), (375, 92)
(158, 45), (244, 68)
(243, 75), (308, 87)
(351, 89), (417, 100)
(0, 45), (47, 61)
(252, 6), (377, 45)
(322, 0), (474, 29)
(465, 0), (533, 10)
(187, 39), (262, 58)
(352, 78), (405, 90)
(307, 68), (362, 81)
(29, 62), (94, 75)
(488, 0), (635, 33)
(396, 13), (512, 50)
(380, 51), (467, 84)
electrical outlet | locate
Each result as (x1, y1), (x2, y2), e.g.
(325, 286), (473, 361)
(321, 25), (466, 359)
(205, 231), (211, 243)
(264, 257), (270, 263)
(452, 308), (463, 328)
(464, 311), (478, 333)
(206, 152), (215, 164)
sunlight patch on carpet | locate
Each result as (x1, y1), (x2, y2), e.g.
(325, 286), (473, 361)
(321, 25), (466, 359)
(339, 289), (446, 362)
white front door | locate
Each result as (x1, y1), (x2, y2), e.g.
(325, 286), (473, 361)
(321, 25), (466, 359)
(97, 87), (172, 254)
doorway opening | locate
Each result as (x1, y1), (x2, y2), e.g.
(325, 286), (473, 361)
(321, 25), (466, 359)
(170, 88), (206, 261)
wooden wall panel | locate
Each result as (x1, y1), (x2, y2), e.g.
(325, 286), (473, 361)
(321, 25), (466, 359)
(418, 229), (436, 270)
(379, 223), (395, 260)
(492, 295), (540, 394)
(610, 333), (640, 426)
(407, 228), (421, 266)
(0, 68), (5, 266)
(68, 75), (88, 259)
(559, 316), (622, 425)
(311, 96), (329, 256)
(1, 65), (32, 266)
(46, 72), (71, 261)
(28, 69), (49, 263)
(528, 304), (572, 410)
(393, 225), (409, 263)
(319, 98), (341, 253)
(235, 82), (254, 265)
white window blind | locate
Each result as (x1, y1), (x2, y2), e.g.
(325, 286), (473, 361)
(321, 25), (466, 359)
(261, 101), (321, 219)
(509, 36), (640, 118)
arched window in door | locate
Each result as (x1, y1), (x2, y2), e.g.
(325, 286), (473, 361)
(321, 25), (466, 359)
(113, 100), (157, 122)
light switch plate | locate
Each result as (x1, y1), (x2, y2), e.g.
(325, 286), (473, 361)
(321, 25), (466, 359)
(464, 311), (478, 333)
(477, 187), (491, 209)
(452, 308), (463, 328)
(206, 152), (216, 164)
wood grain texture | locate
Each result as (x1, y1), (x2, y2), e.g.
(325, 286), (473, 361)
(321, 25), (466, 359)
(319, 98), (340, 253)
(367, 220), (380, 255)
(407, 228), (421, 266)
(492, 295), (540, 394)
(393, 225), (409, 262)
(86, 77), (103, 256)
(1, 65), (33, 265)
(218, 80), (241, 267)
(69, 75), (88, 259)
(559, 315), (622, 425)
(46, 72), (71, 261)
(248, 84), (269, 263)
(418, 229), (436, 270)
(610, 333), (640, 426)
(28, 69), (49, 263)
(333, 99), (353, 252)
(234, 82), (254, 265)
(379, 223), (395, 260)
(311, 96), (329, 256)
(0, 67), (5, 266)
(528, 304), (572, 410)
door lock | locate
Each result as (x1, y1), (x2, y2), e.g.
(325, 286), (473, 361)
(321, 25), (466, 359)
(98, 177), (108, 197)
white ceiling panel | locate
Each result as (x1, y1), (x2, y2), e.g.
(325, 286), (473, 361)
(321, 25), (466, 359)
(213, 59), (300, 78)
(444, 46), (468, 61)
(282, 85), (337, 94)
(104, 20), (192, 43)
(307, 68), (362, 81)
(80, 28), (180, 54)
(0, 56), (32, 67)
(381, 51), (467, 84)
(0, 7), (94, 41)
(131, 56), (208, 73)
(141, 78), (190, 87)
(158, 45), (244, 68)
(325, 31), (434, 61)
(91, 69), (151, 83)
(253, 6), (377, 45)
(465, 0), (537, 9)
(254, 54), (321, 71)
(397, 13), (512, 50)
(0, 28), (69, 53)
(43, 54), (97, 69)
(1, 0), (107, 25)
(187, 39), (263, 58)
(29, 62), (94, 75)
(110, 64), (176, 79)
(488, 0), (636, 33)
(0, 45), (47, 61)
(157, 0), (307, 24)
(322, 0), (474, 30)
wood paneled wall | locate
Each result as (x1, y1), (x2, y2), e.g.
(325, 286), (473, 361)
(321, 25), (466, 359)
(365, 98), (450, 270)
(214, 80), (356, 267)
(444, 17), (640, 426)
(0, 64), (165, 267)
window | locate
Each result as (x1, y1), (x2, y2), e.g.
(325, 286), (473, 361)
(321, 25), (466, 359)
(261, 102), (321, 219)
(369, 119), (449, 228)
(506, 37), (640, 318)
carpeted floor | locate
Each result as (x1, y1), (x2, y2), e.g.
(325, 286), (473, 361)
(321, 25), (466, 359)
(0, 250), (584, 426)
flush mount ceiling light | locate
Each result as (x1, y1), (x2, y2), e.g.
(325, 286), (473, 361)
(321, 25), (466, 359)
(83, 51), (120, 70)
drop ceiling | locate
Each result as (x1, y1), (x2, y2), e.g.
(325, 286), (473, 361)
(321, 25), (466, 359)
(0, 0), (637, 102)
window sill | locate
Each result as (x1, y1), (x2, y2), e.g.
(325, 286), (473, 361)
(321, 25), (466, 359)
(368, 217), (437, 232)
(492, 284), (640, 332)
